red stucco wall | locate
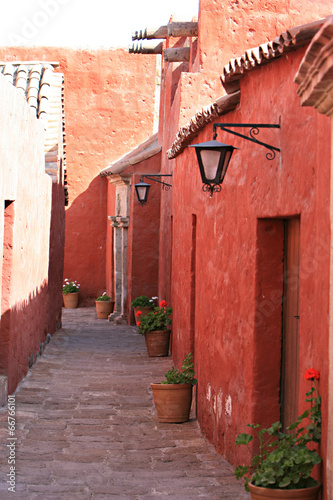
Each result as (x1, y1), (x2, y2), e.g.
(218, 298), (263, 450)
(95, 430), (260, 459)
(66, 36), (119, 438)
(169, 49), (331, 483)
(126, 153), (162, 323)
(0, 47), (157, 304)
(0, 73), (56, 393)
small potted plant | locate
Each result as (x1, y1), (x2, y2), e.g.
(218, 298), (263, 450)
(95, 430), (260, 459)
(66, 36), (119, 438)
(131, 295), (155, 324)
(62, 279), (80, 308)
(151, 353), (197, 423)
(95, 292), (114, 319)
(138, 300), (172, 356)
(235, 368), (322, 500)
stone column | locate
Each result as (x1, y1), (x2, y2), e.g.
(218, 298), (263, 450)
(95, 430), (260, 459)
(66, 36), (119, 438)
(295, 18), (333, 498)
(108, 216), (129, 324)
(107, 176), (131, 324)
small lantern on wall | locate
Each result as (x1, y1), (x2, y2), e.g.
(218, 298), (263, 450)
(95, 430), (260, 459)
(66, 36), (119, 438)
(189, 140), (237, 197)
(189, 123), (280, 197)
(134, 181), (151, 205)
(134, 174), (172, 205)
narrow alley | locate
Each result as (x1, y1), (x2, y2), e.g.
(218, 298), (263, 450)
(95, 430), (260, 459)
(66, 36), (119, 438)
(0, 307), (249, 499)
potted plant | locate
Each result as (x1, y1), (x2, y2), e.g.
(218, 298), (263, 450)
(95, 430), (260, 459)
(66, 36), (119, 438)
(235, 368), (322, 500)
(95, 292), (114, 319)
(131, 295), (155, 324)
(62, 279), (80, 308)
(151, 353), (197, 423)
(138, 300), (172, 356)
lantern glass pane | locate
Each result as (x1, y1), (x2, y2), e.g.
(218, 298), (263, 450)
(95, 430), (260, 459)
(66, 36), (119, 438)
(200, 149), (221, 181)
(221, 150), (232, 177)
(136, 185), (147, 201)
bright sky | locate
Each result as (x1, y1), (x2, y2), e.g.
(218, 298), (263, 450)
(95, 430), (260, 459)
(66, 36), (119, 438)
(0, 0), (199, 48)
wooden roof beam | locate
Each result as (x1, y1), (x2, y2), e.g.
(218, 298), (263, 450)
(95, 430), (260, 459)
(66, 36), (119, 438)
(129, 42), (163, 54)
(163, 47), (191, 62)
(132, 22), (198, 40)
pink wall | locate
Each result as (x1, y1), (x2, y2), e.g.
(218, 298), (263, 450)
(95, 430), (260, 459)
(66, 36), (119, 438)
(169, 49), (331, 487)
(0, 47), (157, 304)
(0, 73), (57, 393)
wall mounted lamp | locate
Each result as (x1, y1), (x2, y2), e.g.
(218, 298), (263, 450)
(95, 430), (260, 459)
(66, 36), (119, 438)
(134, 174), (172, 205)
(189, 123), (280, 197)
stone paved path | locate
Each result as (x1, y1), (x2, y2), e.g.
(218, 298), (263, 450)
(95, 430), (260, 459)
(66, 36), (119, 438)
(0, 307), (249, 499)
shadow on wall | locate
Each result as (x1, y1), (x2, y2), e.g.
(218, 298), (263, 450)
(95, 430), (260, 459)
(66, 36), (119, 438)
(63, 175), (108, 306)
(0, 281), (61, 395)
(48, 181), (66, 332)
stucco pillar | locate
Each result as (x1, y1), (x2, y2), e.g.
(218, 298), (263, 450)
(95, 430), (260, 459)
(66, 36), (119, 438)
(295, 17), (333, 498)
(108, 216), (129, 323)
(107, 176), (131, 324)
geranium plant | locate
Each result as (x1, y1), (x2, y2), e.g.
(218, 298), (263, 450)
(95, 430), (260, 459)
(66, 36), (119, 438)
(138, 300), (172, 335)
(62, 279), (80, 295)
(96, 292), (112, 301)
(161, 353), (197, 385)
(131, 295), (155, 308)
(235, 368), (322, 492)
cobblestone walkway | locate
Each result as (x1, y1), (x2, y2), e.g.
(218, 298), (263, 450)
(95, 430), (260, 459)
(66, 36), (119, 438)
(0, 307), (249, 499)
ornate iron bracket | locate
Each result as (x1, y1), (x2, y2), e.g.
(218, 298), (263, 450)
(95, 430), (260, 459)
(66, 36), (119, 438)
(213, 123), (280, 160)
(140, 174), (172, 190)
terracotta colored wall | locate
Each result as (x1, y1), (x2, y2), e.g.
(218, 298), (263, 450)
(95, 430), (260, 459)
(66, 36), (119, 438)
(170, 49), (331, 483)
(126, 153), (162, 323)
(0, 74), (54, 393)
(0, 47), (157, 304)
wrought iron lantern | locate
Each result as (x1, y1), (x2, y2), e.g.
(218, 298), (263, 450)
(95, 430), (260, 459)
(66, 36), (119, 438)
(189, 123), (280, 197)
(134, 174), (172, 205)
(134, 181), (151, 205)
(189, 140), (237, 197)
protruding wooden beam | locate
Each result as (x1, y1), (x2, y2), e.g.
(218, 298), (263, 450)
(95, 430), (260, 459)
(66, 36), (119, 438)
(168, 22), (198, 38)
(132, 22), (198, 40)
(129, 42), (163, 55)
(163, 47), (190, 62)
(132, 26), (168, 40)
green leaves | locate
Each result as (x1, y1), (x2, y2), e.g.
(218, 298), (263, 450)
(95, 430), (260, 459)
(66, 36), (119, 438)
(234, 378), (322, 491)
(131, 295), (155, 307)
(161, 353), (197, 385)
(235, 433), (253, 446)
(138, 305), (172, 335)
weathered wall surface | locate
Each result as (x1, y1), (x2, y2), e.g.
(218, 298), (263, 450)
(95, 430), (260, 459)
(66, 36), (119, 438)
(0, 47), (157, 304)
(170, 49), (331, 478)
(127, 153), (162, 322)
(0, 73), (53, 393)
(157, 1), (333, 314)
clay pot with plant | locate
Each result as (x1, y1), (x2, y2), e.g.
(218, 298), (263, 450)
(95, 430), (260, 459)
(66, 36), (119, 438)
(95, 292), (114, 319)
(235, 368), (322, 500)
(137, 300), (172, 356)
(151, 353), (197, 423)
(131, 295), (155, 324)
(62, 279), (80, 308)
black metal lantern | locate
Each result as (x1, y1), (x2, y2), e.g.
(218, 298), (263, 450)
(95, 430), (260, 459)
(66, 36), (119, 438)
(134, 181), (151, 205)
(189, 140), (237, 197)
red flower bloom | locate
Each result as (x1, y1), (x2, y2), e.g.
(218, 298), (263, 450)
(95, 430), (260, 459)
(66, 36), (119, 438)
(160, 300), (167, 307)
(137, 321), (141, 326)
(136, 310), (142, 316)
(304, 368), (320, 381)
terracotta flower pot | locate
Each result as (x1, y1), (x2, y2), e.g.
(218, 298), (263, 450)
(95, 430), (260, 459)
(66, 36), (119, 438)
(151, 383), (193, 423)
(63, 292), (79, 309)
(145, 330), (170, 357)
(95, 300), (114, 319)
(248, 482), (321, 500)
(133, 306), (153, 325)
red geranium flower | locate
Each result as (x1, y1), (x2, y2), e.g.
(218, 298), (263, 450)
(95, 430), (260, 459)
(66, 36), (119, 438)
(137, 321), (141, 326)
(136, 310), (142, 316)
(304, 368), (320, 381)
(160, 300), (167, 307)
